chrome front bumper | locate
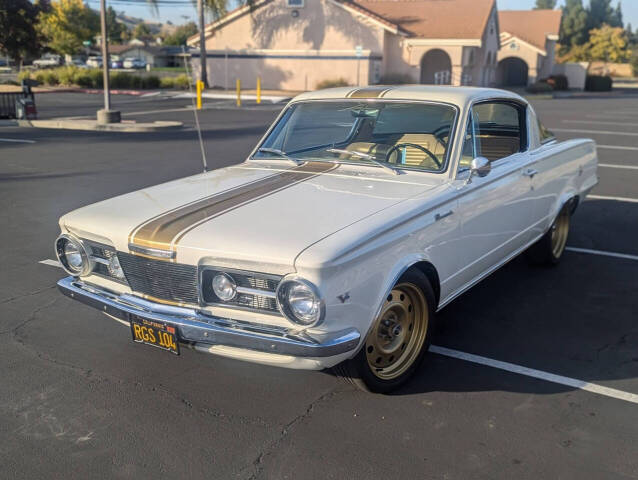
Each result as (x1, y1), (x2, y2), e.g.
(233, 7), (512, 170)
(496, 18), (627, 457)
(57, 277), (360, 358)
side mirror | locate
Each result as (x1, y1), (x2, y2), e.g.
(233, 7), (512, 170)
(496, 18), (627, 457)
(466, 157), (490, 184)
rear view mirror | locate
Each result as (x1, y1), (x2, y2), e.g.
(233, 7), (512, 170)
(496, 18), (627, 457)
(466, 157), (490, 184)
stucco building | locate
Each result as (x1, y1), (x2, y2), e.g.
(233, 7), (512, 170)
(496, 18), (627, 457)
(497, 9), (562, 86)
(188, 0), (500, 90)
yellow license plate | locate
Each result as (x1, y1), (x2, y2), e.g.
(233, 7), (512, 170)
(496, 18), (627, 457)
(130, 316), (180, 355)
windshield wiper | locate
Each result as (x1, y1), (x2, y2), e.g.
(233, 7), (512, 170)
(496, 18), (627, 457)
(254, 148), (302, 165)
(326, 148), (401, 175)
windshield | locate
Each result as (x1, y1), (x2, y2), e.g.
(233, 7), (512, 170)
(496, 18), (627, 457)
(253, 101), (457, 173)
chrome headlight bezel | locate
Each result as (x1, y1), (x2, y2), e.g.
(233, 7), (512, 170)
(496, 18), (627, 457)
(276, 276), (325, 327)
(55, 233), (93, 276)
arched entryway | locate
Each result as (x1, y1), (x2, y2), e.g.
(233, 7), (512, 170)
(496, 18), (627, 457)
(420, 49), (452, 85)
(497, 57), (529, 86)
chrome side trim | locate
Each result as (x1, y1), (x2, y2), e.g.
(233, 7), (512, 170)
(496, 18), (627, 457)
(57, 277), (359, 358)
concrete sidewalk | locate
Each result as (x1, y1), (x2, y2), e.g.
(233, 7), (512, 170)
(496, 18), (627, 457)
(1, 118), (183, 132)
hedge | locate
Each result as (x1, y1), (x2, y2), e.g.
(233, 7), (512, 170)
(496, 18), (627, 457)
(547, 74), (569, 91)
(585, 75), (613, 92)
(316, 78), (350, 89)
(526, 81), (554, 94)
(17, 66), (187, 89)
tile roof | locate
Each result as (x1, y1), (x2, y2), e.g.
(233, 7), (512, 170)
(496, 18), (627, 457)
(347, 0), (496, 39)
(498, 9), (562, 51)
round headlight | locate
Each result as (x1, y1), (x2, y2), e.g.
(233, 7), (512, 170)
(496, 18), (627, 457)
(276, 278), (324, 326)
(55, 234), (91, 276)
(212, 273), (236, 301)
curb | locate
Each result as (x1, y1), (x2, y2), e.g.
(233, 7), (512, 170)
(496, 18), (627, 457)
(17, 119), (183, 132)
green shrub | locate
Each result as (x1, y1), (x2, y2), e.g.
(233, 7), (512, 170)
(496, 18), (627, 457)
(160, 74), (191, 89)
(378, 73), (414, 84)
(142, 75), (160, 89)
(631, 55), (638, 77)
(526, 81), (554, 94)
(17, 70), (33, 82)
(35, 69), (59, 86)
(316, 78), (350, 89)
(547, 74), (568, 91)
(585, 75), (613, 91)
(57, 66), (80, 85)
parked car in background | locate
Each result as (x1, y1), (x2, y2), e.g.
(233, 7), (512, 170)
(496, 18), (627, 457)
(33, 54), (62, 68)
(0, 59), (7, 67)
(123, 57), (147, 69)
(69, 58), (87, 68)
(86, 57), (102, 68)
(54, 86), (598, 393)
(111, 59), (123, 69)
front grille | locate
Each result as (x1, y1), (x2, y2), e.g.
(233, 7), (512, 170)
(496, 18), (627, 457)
(201, 268), (281, 314)
(117, 252), (199, 305)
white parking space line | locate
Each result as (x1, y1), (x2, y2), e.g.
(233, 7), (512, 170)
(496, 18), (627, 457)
(587, 194), (638, 203)
(599, 164), (638, 170)
(0, 138), (36, 144)
(564, 120), (638, 127)
(552, 128), (638, 137)
(430, 345), (638, 405)
(39, 259), (62, 268)
(566, 247), (638, 261)
(597, 145), (638, 151)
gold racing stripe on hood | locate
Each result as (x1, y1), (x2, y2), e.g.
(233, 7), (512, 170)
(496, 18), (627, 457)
(128, 162), (337, 260)
(347, 86), (395, 98)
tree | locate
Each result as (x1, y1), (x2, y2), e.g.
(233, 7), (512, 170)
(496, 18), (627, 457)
(162, 22), (198, 46)
(106, 7), (127, 44)
(38, 0), (99, 55)
(0, 0), (45, 65)
(560, 0), (589, 51)
(587, 24), (631, 63)
(588, 0), (622, 30)
(534, 0), (557, 9)
(133, 22), (153, 42)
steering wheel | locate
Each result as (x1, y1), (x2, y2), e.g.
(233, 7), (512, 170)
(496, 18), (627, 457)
(385, 143), (441, 168)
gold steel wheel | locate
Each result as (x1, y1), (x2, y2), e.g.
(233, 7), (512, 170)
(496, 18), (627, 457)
(365, 283), (429, 380)
(551, 208), (570, 258)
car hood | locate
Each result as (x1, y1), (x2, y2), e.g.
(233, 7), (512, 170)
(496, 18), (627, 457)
(61, 161), (443, 274)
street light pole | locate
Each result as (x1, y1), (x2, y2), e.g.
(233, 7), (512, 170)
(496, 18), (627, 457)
(198, 0), (208, 88)
(97, 0), (120, 124)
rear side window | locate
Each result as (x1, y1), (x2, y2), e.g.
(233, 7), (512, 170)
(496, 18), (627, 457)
(471, 102), (526, 162)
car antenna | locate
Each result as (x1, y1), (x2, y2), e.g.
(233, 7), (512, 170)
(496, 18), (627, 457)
(182, 46), (209, 173)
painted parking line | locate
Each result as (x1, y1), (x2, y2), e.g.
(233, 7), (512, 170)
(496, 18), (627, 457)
(552, 128), (638, 137)
(597, 145), (638, 151)
(564, 119), (638, 127)
(587, 194), (638, 203)
(0, 138), (36, 144)
(39, 259), (62, 267)
(430, 345), (638, 404)
(599, 164), (638, 170)
(566, 247), (638, 261)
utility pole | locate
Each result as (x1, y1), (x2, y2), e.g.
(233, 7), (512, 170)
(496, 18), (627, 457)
(97, 0), (120, 124)
(198, 0), (208, 88)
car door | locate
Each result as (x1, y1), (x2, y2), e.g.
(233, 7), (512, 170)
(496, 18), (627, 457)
(446, 101), (537, 294)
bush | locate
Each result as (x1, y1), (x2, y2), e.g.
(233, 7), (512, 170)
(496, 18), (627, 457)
(378, 73), (414, 84)
(526, 81), (554, 94)
(160, 74), (191, 89)
(547, 74), (568, 91)
(585, 75), (613, 91)
(316, 78), (350, 89)
(141, 75), (160, 89)
(17, 70), (33, 82)
(631, 55), (638, 77)
(35, 69), (59, 86)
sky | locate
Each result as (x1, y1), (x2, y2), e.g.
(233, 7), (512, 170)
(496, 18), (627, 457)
(100, 0), (638, 29)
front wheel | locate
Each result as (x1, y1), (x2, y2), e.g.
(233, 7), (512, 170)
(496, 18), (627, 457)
(334, 268), (435, 393)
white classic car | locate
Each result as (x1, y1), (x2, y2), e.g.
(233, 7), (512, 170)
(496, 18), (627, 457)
(55, 86), (598, 392)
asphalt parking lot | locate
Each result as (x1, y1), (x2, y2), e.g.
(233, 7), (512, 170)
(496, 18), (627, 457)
(1, 91), (638, 479)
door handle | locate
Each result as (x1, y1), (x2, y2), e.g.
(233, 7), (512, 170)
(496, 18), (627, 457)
(523, 168), (538, 178)
(434, 210), (454, 222)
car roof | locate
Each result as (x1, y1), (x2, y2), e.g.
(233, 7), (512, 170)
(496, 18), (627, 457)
(292, 85), (526, 109)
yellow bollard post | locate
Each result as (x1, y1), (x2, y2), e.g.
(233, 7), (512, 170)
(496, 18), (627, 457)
(196, 80), (203, 110)
(236, 79), (241, 107)
(256, 76), (261, 104)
